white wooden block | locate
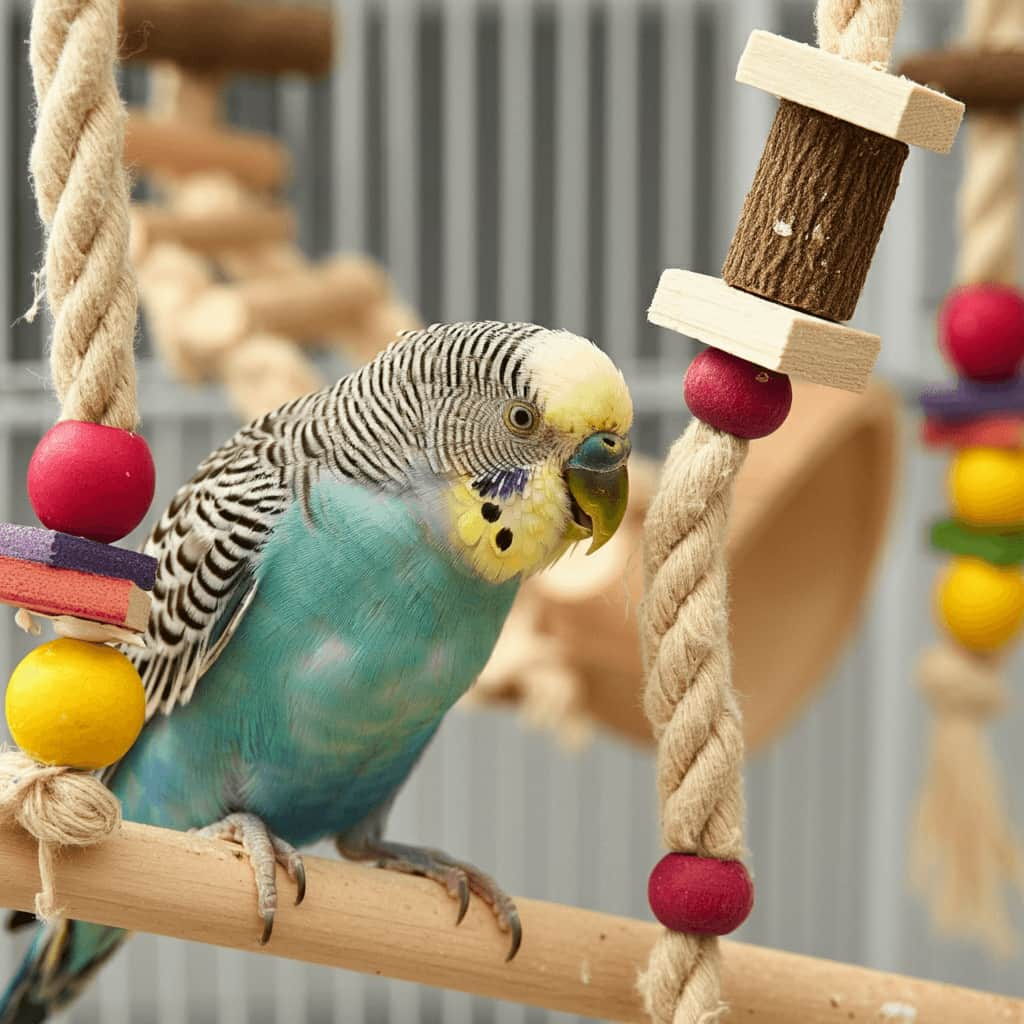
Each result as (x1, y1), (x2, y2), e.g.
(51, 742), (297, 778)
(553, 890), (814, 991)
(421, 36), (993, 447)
(648, 270), (880, 393)
(736, 30), (964, 154)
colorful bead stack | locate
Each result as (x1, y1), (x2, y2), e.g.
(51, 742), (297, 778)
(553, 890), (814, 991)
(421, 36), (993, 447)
(638, 3), (963, 1021)
(925, 289), (1024, 654)
(914, 298), (1024, 951)
(1, 421), (156, 771)
(901, 0), (1024, 956)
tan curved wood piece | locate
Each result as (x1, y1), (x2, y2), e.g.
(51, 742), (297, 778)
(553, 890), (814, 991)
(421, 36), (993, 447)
(480, 380), (897, 753)
(130, 205), (296, 262)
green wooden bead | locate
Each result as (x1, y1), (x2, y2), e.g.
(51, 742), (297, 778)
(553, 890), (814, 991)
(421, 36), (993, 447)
(930, 519), (1024, 566)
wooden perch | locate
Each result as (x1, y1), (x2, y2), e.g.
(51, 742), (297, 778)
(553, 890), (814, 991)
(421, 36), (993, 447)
(130, 204), (296, 261)
(0, 822), (1018, 1023)
(126, 113), (290, 190)
(120, 0), (335, 77)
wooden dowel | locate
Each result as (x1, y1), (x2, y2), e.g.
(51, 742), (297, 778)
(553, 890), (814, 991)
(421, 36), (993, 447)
(722, 100), (908, 323)
(130, 205), (296, 261)
(0, 821), (1018, 1023)
(899, 49), (1024, 110)
(120, 0), (334, 77)
(125, 113), (290, 191)
(176, 258), (391, 360)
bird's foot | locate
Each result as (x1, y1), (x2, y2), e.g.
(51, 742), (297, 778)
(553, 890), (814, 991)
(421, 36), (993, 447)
(194, 812), (306, 945)
(336, 838), (522, 961)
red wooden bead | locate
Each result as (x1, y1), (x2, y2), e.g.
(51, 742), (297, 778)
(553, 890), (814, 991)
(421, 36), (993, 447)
(648, 853), (754, 936)
(684, 348), (792, 439)
(940, 284), (1024, 382)
(28, 422), (156, 544)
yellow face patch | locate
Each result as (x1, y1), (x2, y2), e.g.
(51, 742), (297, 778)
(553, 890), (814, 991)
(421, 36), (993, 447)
(524, 330), (633, 438)
(446, 466), (588, 583)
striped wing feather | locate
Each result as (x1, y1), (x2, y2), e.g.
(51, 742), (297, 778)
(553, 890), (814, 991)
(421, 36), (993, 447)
(126, 322), (544, 721)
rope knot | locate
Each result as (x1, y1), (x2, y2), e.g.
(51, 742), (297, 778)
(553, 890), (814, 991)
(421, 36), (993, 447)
(0, 750), (121, 919)
(815, 0), (902, 67)
(917, 645), (1005, 719)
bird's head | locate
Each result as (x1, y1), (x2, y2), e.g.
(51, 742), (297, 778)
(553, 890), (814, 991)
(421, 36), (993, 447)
(407, 323), (633, 584)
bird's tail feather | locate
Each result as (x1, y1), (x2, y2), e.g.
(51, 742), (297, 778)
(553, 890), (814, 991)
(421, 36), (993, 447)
(0, 919), (126, 1024)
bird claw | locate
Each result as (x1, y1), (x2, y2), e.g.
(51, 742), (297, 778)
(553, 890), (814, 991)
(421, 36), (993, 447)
(448, 868), (471, 925)
(500, 905), (523, 962)
(194, 813), (306, 945)
(269, 832), (307, 907)
(291, 856), (307, 907)
(337, 838), (522, 960)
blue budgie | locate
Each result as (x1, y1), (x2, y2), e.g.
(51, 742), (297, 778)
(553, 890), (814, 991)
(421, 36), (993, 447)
(1, 321), (633, 1022)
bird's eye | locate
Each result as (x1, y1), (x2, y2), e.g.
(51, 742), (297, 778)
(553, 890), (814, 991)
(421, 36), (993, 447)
(504, 401), (538, 435)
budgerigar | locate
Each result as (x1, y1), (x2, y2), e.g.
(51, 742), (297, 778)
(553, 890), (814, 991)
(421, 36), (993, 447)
(0, 321), (633, 1022)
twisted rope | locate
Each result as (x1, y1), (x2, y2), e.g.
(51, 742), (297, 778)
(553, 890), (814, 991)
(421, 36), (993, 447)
(911, 645), (1024, 955)
(957, 0), (1024, 286)
(29, 0), (139, 430)
(637, 421), (748, 1024)
(639, 5), (902, 1019)
(958, 114), (1020, 286)
(1, 0), (136, 923)
(815, 0), (902, 67)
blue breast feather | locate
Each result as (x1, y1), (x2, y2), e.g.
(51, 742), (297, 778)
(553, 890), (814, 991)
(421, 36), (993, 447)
(112, 475), (519, 846)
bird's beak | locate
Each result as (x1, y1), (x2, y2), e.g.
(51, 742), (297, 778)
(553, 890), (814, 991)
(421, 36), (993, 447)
(566, 432), (631, 554)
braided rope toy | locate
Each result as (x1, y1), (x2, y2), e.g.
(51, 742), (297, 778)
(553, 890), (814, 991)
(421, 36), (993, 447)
(0, 0), (154, 920)
(639, 2), (963, 1020)
(902, 0), (1024, 957)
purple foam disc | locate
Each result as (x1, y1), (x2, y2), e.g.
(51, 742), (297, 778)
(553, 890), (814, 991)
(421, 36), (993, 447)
(920, 378), (1024, 422)
(0, 522), (157, 591)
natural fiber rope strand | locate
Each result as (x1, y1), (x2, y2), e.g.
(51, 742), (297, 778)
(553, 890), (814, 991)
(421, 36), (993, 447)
(637, 421), (748, 1024)
(958, 113), (1020, 286)
(966, 0), (1024, 44)
(910, 645), (1024, 955)
(957, 0), (1024, 286)
(815, 0), (902, 67)
(29, 0), (139, 430)
(0, 751), (121, 919)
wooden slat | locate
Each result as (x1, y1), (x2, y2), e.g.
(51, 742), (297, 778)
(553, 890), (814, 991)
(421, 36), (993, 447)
(736, 30), (964, 153)
(0, 556), (150, 632)
(130, 205), (296, 261)
(0, 524), (156, 590)
(648, 270), (880, 392)
(0, 821), (1019, 1023)
(175, 259), (391, 361)
(125, 114), (290, 191)
(120, 0), (334, 77)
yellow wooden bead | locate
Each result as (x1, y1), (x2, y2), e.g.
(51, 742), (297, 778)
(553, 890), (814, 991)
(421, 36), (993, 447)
(5, 638), (145, 770)
(948, 447), (1024, 528)
(936, 557), (1024, 653)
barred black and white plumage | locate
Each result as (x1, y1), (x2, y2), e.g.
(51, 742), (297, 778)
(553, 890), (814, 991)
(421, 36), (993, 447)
(131, 321), (556, 718)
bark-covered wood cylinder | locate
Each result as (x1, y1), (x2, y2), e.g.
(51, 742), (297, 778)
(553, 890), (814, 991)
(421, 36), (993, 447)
(722, 100), (909, 323)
